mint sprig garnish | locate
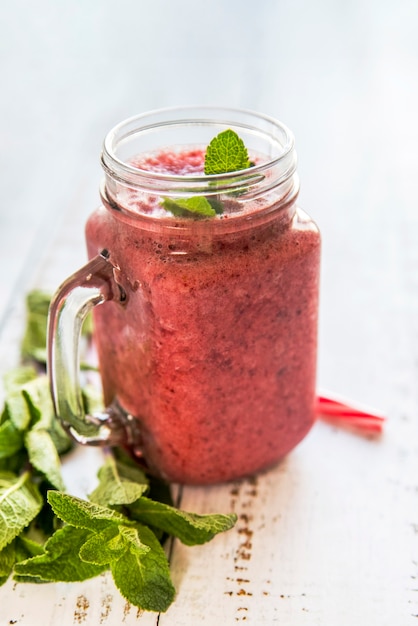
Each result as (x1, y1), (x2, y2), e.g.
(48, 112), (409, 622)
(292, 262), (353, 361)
(161, 196), (217, 218)
(0, 291), (237, 613)
(162, 128), (253, 218)
(204, 128), (251, 174)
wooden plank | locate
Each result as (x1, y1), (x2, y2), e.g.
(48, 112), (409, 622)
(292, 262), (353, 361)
(0, 571), (159, 626)
(164, 419), (418, 625)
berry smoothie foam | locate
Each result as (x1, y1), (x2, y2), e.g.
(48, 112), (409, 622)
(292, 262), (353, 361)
(86, 148), (320, 484)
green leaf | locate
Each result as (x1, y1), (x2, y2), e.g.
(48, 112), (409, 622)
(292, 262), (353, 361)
(89, 455), (148, 506)
(81, 384), (104, 415)
(4, 390), (32, 431)
(0, 535), (45, 586)
(79, 524), (149, 567)
(81, 310), (93, 337)
(0, 451), (27, 475)
(47, 418), (73, 455)
(47, 491), (130, 531)
(21, 375), (54, 430)
(1, 367), (71, 458)
(128, 496), (237, 545)
(24, 430), (65, 491)
(20, 289), (92, 365)
(0, 419), (23, 459)
(111, 523), (175, 613)
(119, 526), (150, 555)
(79, 524), (127, 565)
(21, 290), (51, 363)
(207, 196), (225, 215)
(204, 129), (251, 175)
(0, 539), (16, 582)
(15, 535), (44, 559)
(3, 366), (38, 394)
(146, 474), (173, 507)
(161, 196), (216, 218)
(14, 525), (106, 582)
(0, 471), (43, 550)
(28, 481), (60, 539)
(5, 374), (53, 433)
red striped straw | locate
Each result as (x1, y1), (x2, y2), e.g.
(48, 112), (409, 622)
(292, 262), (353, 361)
(315, 393), (386, 434)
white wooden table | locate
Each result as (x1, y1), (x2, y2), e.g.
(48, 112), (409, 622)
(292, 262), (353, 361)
(1, 1), (418, 624)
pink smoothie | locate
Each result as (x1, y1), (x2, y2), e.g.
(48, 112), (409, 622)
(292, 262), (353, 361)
(86, 149), (320, 484)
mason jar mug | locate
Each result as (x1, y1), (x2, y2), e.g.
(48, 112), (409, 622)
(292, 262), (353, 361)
(48, 106), (321, 485)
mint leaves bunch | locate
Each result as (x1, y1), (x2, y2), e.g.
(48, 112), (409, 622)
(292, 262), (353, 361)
(0, 291), (237, 612)
(0, 365), (73, 585)
(161, 128), (253, 218)
(13, 454), (235, 612)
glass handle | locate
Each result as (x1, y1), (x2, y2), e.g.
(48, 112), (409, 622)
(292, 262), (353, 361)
(47, 250), (142, 450)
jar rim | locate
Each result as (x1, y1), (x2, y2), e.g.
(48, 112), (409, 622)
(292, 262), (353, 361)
(101, 105), (296, 187)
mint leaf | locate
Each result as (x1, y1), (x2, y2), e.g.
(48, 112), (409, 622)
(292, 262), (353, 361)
(0, 539), (15, 584)
(78, 524), (129, 565)
(21, 375), (54, 430)
(21, 289), (92, 366)
(21, 289), (92, 363)
(21, 290), (51, 363)
(4, 389), (32, 431)
(0, 452), (26, 475)
(47, 491), (130, 531)
(128, 496), (237, 546)
(14, 525), (106, 582)
(0, 419), (23, 459)
(81, 383), (104, 415)
(0, 471), (43, 550)
(46, 417), (73, 455)
(1, 371), (71, 460)
(3, 366), (38, 394)
(119, 525), (151, 554)
(24, 430), (65, 490)
(207, 196), (225, 215)
(16, 535), (44, 559)
(111, 522), (175, 613)
(3, 375), (53, 433)
(89, 455), (148, 506)
(0, 536), (44, 586)
(161, 196), (216, 218)
(80, 524), (150, 567)
(204, 129), (251, 175)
